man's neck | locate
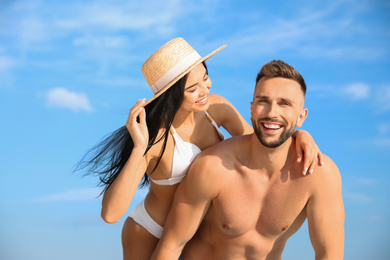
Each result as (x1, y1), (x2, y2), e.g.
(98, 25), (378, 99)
(248, 134), (297, 177)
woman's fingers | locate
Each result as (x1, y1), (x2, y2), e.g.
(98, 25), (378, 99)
(301, 147), (313, 176)
(138, 103), (146, 125)
(296, 140), (303, 163)
(127, 99), (146, 129)
(317, 150), (324, 166)
(301, 147), (324, 176)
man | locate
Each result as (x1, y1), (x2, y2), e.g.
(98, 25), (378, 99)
(151, 60), (345, 260)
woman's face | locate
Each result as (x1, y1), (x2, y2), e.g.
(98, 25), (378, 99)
(180, 63), (212, 112)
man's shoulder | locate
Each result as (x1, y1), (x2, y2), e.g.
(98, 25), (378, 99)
(199, 135), (249, 159)
(306, 154), (342, 192)
(316, 154), (340, 178)
(188, 135), (250, 176)
(182, 136), (250, 199)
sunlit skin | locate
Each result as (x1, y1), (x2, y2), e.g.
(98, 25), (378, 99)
(251, 77), (307, 149)
(180, 63), (212, 113)
(115, 63), (255, 260)
(101, 64), (323, 259)
(172, 64), (213, 128)
(151, 77), (344, 260)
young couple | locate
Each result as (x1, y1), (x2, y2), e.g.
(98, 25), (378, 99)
(79, 37), (344, 260)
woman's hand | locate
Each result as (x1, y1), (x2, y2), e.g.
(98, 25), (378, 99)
(126, 99), (149, 151)
(293, 130), (323, 175)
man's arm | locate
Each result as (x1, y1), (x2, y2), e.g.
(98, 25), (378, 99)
(151, 153), (220, 260)
(306, 155), (345, 260)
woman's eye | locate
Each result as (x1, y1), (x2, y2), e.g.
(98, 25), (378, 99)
(186, 87), (196, 93)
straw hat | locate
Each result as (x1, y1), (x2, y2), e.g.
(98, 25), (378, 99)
(141, 37), (226, 105)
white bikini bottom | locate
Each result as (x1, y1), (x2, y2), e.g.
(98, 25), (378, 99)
(129, 200), (163, 239)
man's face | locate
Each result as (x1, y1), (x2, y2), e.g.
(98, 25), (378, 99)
(250, 77), (308, 148)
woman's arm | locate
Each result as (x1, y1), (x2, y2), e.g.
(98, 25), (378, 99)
(101, 99), (150, 223)
(207, 94), (253, 136)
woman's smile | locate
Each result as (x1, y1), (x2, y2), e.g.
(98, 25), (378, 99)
(196, 96), (208, 105)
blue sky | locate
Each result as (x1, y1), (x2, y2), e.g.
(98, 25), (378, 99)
(0, 0), (389, 259)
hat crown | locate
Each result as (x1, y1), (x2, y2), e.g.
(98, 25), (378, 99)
(141, 38), (197, 87)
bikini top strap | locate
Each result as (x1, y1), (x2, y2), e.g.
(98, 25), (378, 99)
(205, 110), (214, 124)
(169, 126), (176, 135)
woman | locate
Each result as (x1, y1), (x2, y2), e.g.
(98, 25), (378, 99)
(77, 38), (322, 259)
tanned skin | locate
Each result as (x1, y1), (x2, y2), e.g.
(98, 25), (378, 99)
(151, 77), (344, 260)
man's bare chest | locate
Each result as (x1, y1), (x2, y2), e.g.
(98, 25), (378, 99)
(211, 175), (309, 238)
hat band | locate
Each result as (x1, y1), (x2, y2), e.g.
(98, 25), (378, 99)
(151, 51), (201, 94)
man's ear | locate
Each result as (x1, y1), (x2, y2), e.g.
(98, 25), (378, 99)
(296, 108), (308, 128)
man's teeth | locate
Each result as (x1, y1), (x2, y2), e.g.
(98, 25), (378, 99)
(263, 123), (281, 129)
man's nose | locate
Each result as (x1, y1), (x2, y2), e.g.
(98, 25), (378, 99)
(264, 102), (278, 117)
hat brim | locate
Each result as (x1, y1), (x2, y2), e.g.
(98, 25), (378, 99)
(144, 44), (227, 106)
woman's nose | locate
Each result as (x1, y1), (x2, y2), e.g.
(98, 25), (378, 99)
(200, 80), (211, 94)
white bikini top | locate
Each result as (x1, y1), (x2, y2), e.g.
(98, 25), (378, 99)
(150, 111), (225, 186)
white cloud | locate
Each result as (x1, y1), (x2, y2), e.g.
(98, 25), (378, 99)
(354, 178), (376, 186)
(377, 123), (390, 135)
(371, 138), (390, 147)
(19, 17), (47, 43)
(55, 4), (157, 31)
(2, 0), (186, 53)
(223, 1), (386, 61)
(30, 188), (101, 203)
(309, 83), (371, 101)
(46, 87), (94, 113)
(73, 35), (129, 48)
(95, 77), (145, 88)
(376, 85), (390, 113)
(0, 55), (16, 72)
(343, 83), (370, 100)
(50, 1), (182, 33)
(344, 192), (373, 203)
(366, 214), (385, 222)
(311, 83), (390, 114)
(30, 186), (149, 203)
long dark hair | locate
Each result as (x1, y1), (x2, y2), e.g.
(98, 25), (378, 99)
(76, 62), (208, 195)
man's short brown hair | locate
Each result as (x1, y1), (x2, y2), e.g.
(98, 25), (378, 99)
(256, 60), (307, 95)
